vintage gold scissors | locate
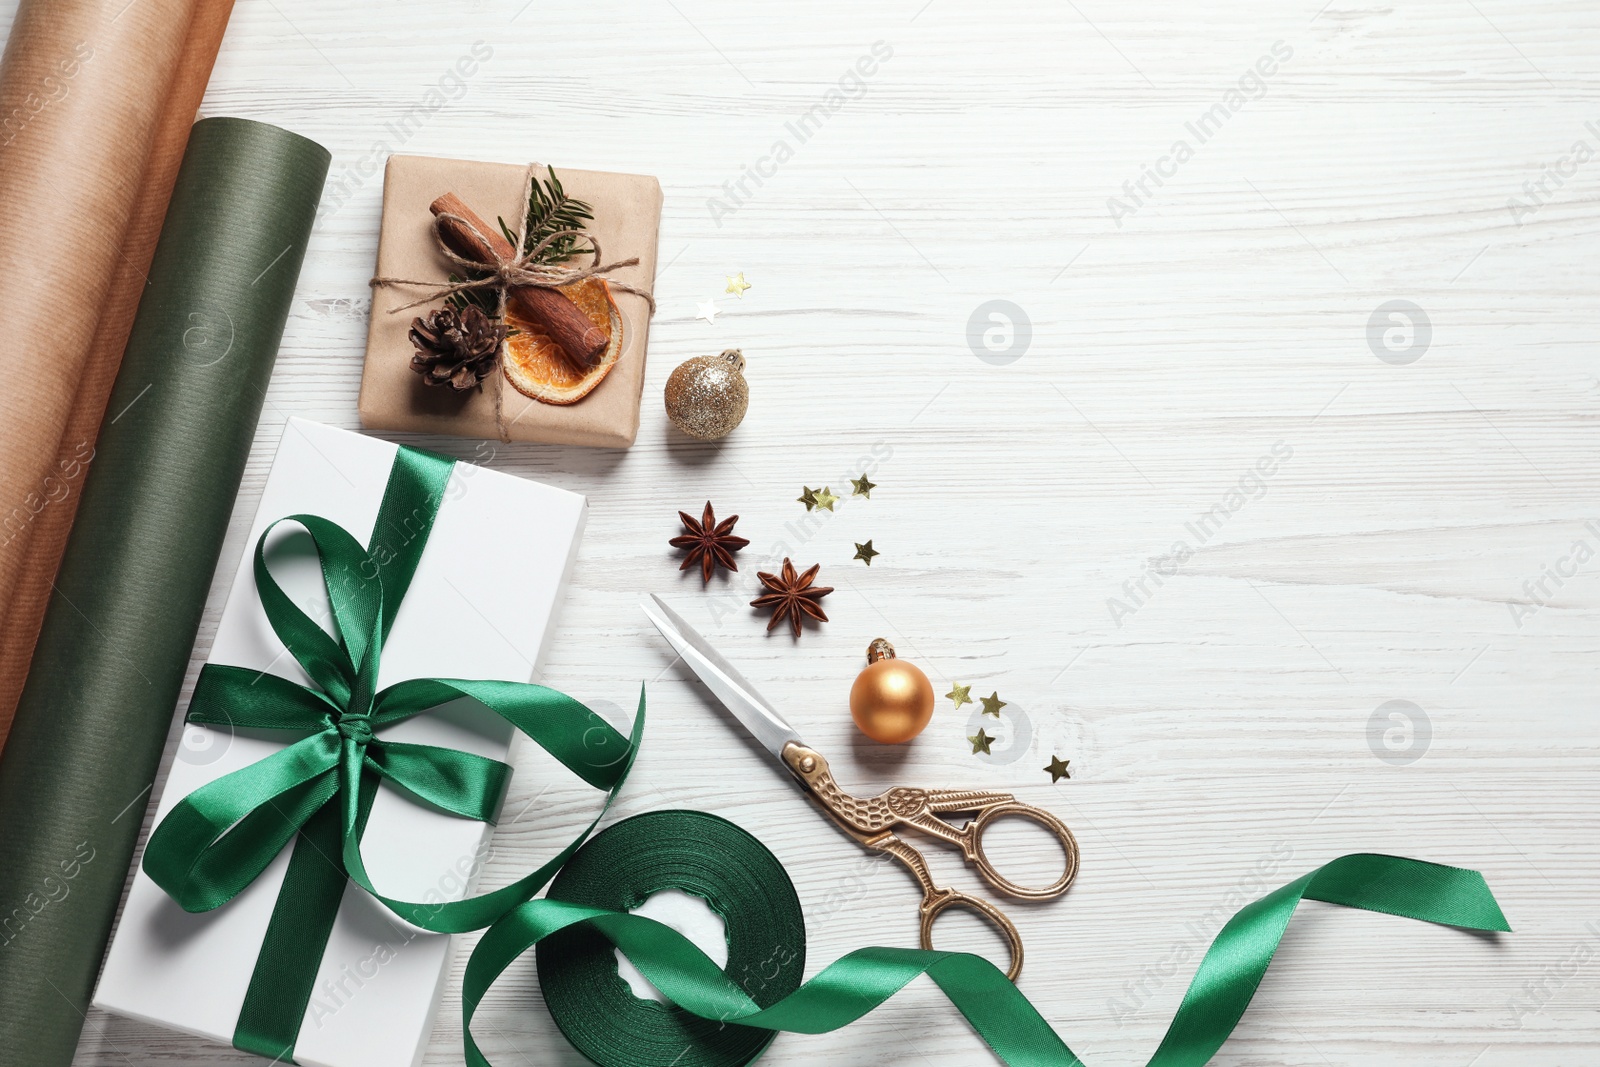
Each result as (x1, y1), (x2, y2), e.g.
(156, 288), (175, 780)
(642, 594), (1078, 980)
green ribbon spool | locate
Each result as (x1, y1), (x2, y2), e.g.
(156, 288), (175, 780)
(537, 811), (805, 1067)
(140, 443), (644, 1063)
(467, 814), (1510, 1067)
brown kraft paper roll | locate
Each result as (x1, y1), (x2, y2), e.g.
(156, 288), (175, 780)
(0, 0), (231, 747)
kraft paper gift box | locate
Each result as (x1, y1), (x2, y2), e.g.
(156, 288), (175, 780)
(95, 418), (586, 1067)
(359, 154), (662, 448)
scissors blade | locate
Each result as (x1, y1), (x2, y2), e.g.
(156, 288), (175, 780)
(640, 594), (803, 763)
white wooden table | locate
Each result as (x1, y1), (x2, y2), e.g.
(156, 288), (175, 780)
(37, 0), (1600, 1063)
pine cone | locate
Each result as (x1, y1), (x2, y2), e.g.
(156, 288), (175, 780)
(408, 305), (507, 391)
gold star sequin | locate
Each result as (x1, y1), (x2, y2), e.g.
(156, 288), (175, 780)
(1044, 755), (1071, 783)
(853, 540), (879, 565)
(979, 692), (1006, 717)
(946, 682), (972, 709)
(851, 474), (876, 498)
(797, 487), (818, 510)
(812, 486), (839, 512)
(725, 272), (752, 297)
(968, 728), (994, 755)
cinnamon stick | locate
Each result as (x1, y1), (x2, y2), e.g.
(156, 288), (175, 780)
(429, 192), (607, 365)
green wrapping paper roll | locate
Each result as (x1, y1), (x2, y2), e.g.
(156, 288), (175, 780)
(0, 117), (328, 1066)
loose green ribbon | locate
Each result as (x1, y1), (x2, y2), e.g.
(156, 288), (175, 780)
(141, 445), (642, 1062)
(465, 850), (1508, 1067)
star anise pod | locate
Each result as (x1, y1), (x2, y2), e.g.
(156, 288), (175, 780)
(669, 502), (750, 584)
(750, 558), (832, 637)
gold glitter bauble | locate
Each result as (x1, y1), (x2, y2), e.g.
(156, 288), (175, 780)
(664, 349), (749, 439)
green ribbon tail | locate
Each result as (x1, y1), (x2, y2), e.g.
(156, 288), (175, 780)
(344, 684), (647, 934)
(463, 853), (1508, 1067)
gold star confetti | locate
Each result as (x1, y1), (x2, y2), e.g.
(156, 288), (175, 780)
(968, 728), (994, 755)
(946, 682), (972, 709)
(1044, 755), (1071, 783)
(725, 272), (752, 297)
(853, 540), (879, 565)
(979, 692), (1006, 717)
(812, 486), (839, 511)
(696, 299), (720, 324)
(797, 487), (818, 510)
(851, 474), (877, 498)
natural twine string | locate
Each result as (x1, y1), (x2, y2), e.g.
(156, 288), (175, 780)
(370, 164), (656, 441)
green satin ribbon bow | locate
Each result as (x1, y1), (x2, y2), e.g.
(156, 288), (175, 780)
(465, 852), (1508, 1067)
(141, 445), (642, 1062)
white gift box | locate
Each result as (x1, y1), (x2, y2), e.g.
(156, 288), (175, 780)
(95, 418), (587, 1067)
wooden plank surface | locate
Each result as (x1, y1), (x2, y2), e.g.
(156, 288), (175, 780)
(2, 0), (1592, 1063)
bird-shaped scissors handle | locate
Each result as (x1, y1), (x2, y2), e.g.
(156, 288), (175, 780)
(780, 742), (1079, 981)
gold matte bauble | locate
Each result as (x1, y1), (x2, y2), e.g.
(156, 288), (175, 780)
(849, 638), (935, 745)
(664, 348), (748, 440)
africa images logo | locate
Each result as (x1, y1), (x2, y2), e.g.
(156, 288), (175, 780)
(1106, 41), (1293, 228)
(1107, 441), (1293, 627)
(706, 41), (895, 227)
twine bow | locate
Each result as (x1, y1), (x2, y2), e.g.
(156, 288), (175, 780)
(378, 214), (655, 316)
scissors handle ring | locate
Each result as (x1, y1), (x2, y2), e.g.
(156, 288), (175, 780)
(967, 801), (1080, 901)
(870, 833), (1025, 982)
(920, 887), (1024, 982)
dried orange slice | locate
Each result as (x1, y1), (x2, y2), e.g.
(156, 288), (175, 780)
(502, 278), (624, 405)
